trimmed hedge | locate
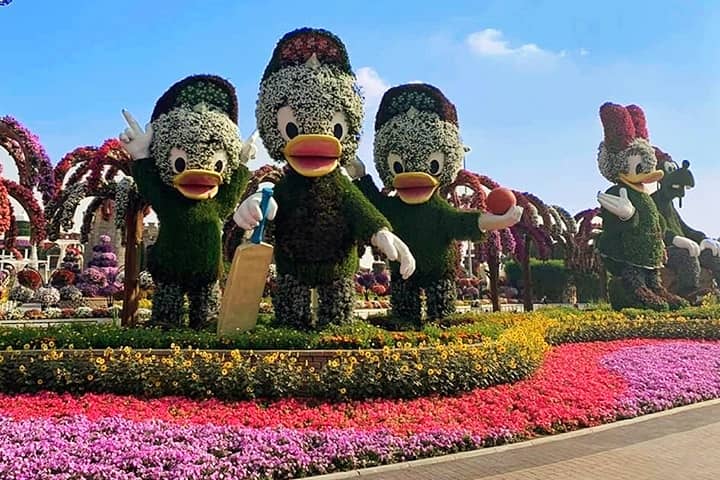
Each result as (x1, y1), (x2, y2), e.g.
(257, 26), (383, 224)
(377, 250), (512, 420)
(0, 320), (548, 401)
(505, 259), (571, 302)
(0, 316), (503, 352)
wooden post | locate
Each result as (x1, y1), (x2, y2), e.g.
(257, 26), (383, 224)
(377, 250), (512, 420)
(488, 252), (500, 312)
(522, 234), (534, 312)
(121, 208), (143, 327)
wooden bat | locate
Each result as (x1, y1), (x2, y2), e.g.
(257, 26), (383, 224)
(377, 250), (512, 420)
(217, 187), (273, 335)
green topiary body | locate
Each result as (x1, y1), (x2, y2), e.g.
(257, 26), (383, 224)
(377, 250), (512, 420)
(596, 184), (665, 273)
(273, 169), (388, 286)
(357, 176), (481, 284)
(135, 160), (248, 287)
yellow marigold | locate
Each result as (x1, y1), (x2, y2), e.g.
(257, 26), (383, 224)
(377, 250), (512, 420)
(191, 373), (199, 381)
(87, 374), (94, 381)
(123, 346), (132, 355)
(18, 365), (26, 373)
(183, 360), (192, 368)
(172, 381), (179, 387)
(100, 365), (108, 372)
(221, 369), (228, 376)
(400, 365), (409, 373)
(40, 343), (48, 351)
(391, 353), (400, 361)
(222, 362), (233, 370)
(23, 344), (30, 350)
(415, 363), (423, 370)
(95, 357), (105, 365)
(36, 379), (43, 385)
(48, 341), (55, 348)
(328, 360), (340, 368)
(339, 387), (347, 395)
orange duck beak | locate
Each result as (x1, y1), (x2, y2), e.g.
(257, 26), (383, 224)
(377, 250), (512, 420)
(619, 169), (664, 193)
(283, 135), (342, 177)
(173, 170), (222, 200)
(393, 172), (439, 204)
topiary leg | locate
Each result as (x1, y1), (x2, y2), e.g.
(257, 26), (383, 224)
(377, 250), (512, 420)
(618, 265), (668, 311)
(390, 276), (422, 326)
(187, 281), (220, 330)
(646, 268), (688, 309)
(665, 245), (700, 297)
(150, 282), (185, 328)
(426, 276), (457, 321)
(699, 250), (720, 287)
(273, 274), (312, 330)
(316, 277), (355, 328)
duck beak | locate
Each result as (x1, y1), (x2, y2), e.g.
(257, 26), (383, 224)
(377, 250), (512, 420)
(283, 135), (342, 177)
(173, 170), (222, 200)
(619, 169), (664, 193)
(393, 172), (439, 204)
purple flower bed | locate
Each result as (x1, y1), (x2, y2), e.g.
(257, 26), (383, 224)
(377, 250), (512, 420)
(0, 416), (481, 480)
(601, 341), (720, 416)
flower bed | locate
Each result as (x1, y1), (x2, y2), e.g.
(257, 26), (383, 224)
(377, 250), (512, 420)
(0, 319), (547, 401)
(0, 339), (717, 478)
(0, 306), (117, 321)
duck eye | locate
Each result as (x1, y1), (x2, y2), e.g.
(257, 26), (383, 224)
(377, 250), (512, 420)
(214, 160), (225, 173)
(331, 112), (348, 141)
(388, 153), (404, 175)
(427, 152), (445, 176)
(277, 106), (300, 141)
(169, 148), (188, 173)
(285, 122), (298, 139)
(635, 163), (643, 175)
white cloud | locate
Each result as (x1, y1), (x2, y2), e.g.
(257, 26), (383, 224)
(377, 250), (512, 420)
(579, 48), (590, 56)
(466, 28), (562, 59)
(356, 67), (390, 106)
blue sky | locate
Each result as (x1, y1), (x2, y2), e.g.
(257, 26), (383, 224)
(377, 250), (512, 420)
(1, 0), (719, 233)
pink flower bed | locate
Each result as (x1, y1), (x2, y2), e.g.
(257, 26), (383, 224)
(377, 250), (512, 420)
(0, 339), (717, 479)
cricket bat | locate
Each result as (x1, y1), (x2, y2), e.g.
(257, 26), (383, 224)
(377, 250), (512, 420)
(217, 187), (274, 335)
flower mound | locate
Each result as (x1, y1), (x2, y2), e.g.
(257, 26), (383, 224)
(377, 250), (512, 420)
(0, 339), (718, 478)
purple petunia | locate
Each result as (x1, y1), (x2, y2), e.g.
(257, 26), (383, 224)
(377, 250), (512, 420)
(602, 341), (720, 417)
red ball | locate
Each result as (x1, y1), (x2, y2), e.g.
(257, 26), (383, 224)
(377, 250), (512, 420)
(486, 187), (517, 215)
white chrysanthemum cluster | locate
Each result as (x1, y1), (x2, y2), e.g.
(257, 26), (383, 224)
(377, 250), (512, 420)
(150, 107), (243, 186)
(256, 64), (363, 166)
(374, 110), (464, 188)
(114, 177), (137, 230)
(597, 138), (657, 183)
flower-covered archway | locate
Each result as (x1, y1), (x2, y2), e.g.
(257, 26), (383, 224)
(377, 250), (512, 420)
(0, 116), (55, 255)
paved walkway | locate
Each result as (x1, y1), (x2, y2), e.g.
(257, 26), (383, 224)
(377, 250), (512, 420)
(311, 401), (720, 480)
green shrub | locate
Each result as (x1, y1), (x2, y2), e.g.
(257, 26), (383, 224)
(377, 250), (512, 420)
(504, 259), (571, 302)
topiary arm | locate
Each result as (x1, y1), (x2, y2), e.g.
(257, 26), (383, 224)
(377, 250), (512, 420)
(440, 202), (486, 242)
(599, 185), (639, 230)
(214, 165), (250, 219)
(679, 217), (706, 244)
(354, 174), (385, 207)
(340, 174), (391, 240)
(131, 158), (176, 215)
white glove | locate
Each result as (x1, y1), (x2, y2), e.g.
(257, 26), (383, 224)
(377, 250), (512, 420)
(119, 110), (153, 160)
(700, 238), (720, 257)
(345, 156), (367, 180)
(371, 228), (416, 279)
(597, 187), (635, 221)
(233, 191), (278, 230)
(673, 236), (701, 257)
(478, 206), (523, 231)
(240, 130), (259, 163)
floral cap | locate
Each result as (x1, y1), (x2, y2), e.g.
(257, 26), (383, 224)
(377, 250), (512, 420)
(599, 102), (649, 154)
(375, 83), (458, 132)
(261, 28), (353, 81)
(151, 75), (238, 124)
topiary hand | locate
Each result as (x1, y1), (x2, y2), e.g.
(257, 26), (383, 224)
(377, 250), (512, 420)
(700, 238), (720, 257)
(233, 190), (278, 231)
(371, 228), (415, 279)
(673, 236), (701, 257)
(597, 187), (635, 221)
(119, 110), (153, 160)
(478, 205), (523, 231)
